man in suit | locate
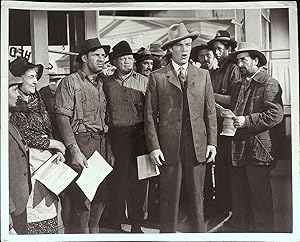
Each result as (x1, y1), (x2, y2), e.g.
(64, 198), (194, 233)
(9, 70), (31, 234)
(144, 23), (217, 233)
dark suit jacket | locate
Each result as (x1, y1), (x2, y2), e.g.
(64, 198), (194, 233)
(9, 122), (31, 216)
(144, 63), (217, 165)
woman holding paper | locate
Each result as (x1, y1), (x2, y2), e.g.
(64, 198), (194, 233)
(9, 57), (66, 234)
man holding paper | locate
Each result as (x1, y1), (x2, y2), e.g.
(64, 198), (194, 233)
(144, 23), (217, 232)
(55, 38), (111, 233)
(228, 42), (284, 232)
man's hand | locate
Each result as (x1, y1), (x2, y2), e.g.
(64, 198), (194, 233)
(232, 116), (246, 128)
(206, 145), (217, 163)
(150, 149), (165, 166)
(54, 151), (65, 164)
(68, 144), (88, 172)
(49, 139), (66, 155)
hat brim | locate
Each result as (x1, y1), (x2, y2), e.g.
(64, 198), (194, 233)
(76, 45), (111, 62)
(134, 54), (155, 63)
(207, 38), (237, 49)
(150, 50), (166, 57)
(228, 49), (267, 67)
(161, 31), (200, 50)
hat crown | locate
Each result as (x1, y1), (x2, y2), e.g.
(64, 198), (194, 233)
(79, 38), (108, 54)
(168, 23), (191, 42)
(236, 42), (261, 52)
(9, 57), (43, 80)
(136, 47), (152, 56)
(149, 41), (165, 56)
(215, 30), (231, 39)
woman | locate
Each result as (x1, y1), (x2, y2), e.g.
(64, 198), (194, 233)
(9, 57), (66, 234)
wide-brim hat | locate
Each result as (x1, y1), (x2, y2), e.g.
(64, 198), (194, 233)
(161, 23), (199, 50)
(207, 30), (237, 50)
(76, 38), (110, 62)
(9, 57), (44, 80)
(149, 41), (166, 56)
(109, 40), (134, 65)
(8, 70), (23, 87)
(190, 44), (212, 62)
(134, 47), (155, 63)
(228, 42), (267, 67)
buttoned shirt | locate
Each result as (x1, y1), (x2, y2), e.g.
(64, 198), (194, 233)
(55, 69), (107, 133)
(172, 60), (188, 78)
(103, 70), (148, 127)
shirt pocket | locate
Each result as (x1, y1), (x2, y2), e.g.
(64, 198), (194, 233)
(81, 89), (97, 113)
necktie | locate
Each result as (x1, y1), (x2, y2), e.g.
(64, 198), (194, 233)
(178, 67), (186, 89)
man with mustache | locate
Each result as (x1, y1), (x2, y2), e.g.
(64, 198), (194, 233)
(228, 42), (283, 232)
(144, 23), (217, 232)
(134, 47), (155, 77)
(103, 40), (148, 233)
(55, 38), (111, 233)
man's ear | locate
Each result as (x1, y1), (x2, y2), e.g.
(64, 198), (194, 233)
(81, 54), (87, 63)
(254, 56), (260, 66)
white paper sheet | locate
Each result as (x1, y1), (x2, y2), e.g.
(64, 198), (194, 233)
(215, 103), (237, 136)
(137, 154), (160, 180)
(33, 154), (78, 196)
(76, 150), (113, 201)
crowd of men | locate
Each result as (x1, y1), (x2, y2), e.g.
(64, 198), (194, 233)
(9, 22), (284, 234)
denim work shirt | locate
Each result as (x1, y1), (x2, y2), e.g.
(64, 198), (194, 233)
(55, 69), (108, 133)
(103, 70), (148, 127)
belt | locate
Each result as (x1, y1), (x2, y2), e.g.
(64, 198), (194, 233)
(74, 129), (105, 136)
(110, 122), (144, 131)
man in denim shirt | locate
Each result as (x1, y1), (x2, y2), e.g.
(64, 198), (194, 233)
(55, 38), (111, 233)
(103, 40), (148, 233)
(228, 42), (284, 232)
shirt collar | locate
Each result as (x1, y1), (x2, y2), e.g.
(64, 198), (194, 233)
(114, 69), (137, 82)
(172, 60), (188, 74)
(78, 69), (98, 83)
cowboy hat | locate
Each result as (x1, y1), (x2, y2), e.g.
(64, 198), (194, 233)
(228, 42), (267, 67)
(8, 70), (23, 87)
(149, 41), (165, 57)
(76, 38), (110, 62)
(9, 57), (44, 80)
(109, 40), (134, 65)
(207, 30), (237, 50)
(190, 44), (213, 62)
(134, 47), (155, 63)
(161, 23), (199, 50)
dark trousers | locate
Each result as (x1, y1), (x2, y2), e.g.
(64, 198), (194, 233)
(106, 124), (147, 227)
(12, 209), (28, 234)
(63, 133), (107, 233)
(214, 135), (232, 215)
(230, 165), (274, 232)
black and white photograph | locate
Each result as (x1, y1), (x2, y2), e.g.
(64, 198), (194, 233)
(1, 1), (299, 242)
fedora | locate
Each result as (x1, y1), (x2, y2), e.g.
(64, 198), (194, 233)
(109, 40), (134, 65)
(161, 23), (199, 50)
(9, 70), (23, 87)
(134, 47), (155, 63)
(76, 38), (110, 62)
(9, 57), (44, 80)
(190, 44), (212, 62)
(207, 30), (237, 50)
(228, 42), (267, 67)
(149, 41), (165, 57)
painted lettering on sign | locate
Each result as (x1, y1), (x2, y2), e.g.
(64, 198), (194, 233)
(9, 47), (31, 60)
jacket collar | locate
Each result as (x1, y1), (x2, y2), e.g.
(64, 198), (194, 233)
(251, 69), (267, 83)
(165, 63), (197, 91)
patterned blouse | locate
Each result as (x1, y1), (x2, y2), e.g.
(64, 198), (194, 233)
(10, 91), (53, 150)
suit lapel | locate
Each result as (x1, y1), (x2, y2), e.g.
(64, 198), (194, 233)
(166, 64), (182, 91)
(186, 64), (197, 88)
(9, 122), (27, 156)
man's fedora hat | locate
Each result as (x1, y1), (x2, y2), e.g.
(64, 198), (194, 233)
(190, 44), (212, 62)
(207, 30), (237, 50)
(149, 41), (166, 57)
(228, 42), (267, 67)
(8, 70), (23, 87)
(9, 57), (44, 80)
(76, 38), (110, 62)
(161, 23), (199, 50)
(109, 40), (134, 65)
(134, 47), (155, 63)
